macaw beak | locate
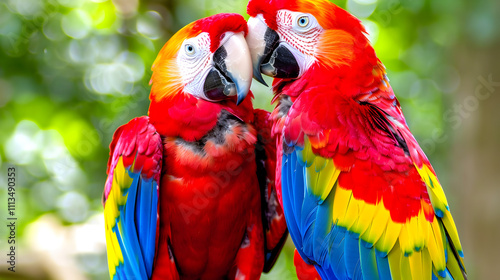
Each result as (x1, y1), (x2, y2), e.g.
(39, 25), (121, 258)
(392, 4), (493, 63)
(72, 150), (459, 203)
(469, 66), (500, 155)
(203, 32), (252, 105)
(246, 16), (300, 85)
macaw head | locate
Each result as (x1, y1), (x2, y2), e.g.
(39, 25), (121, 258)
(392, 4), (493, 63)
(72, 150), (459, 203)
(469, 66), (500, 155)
(246, 0), (374, 85)
(150, 13), (252, 105)
(148, 13), (257, 140)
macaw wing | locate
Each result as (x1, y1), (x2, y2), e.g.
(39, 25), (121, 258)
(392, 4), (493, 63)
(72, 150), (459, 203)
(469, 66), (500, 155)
(283, 137), (467, 280)
(379, 96), (466, 279)
(413, 162), (466, 280)
(103, 116), (163, 280)
(281, 98), (466, 280)
(254, 109), (288, 272)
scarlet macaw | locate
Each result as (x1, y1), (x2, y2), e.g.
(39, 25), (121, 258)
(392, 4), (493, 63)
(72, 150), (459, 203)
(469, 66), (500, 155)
(245, 0), (466, 279)
(102, 13), (287, 280)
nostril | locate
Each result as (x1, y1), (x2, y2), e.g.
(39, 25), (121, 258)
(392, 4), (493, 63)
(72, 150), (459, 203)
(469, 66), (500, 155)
(220, 33), (226, 41)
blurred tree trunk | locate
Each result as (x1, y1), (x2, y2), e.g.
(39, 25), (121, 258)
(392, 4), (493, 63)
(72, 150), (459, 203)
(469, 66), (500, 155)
(451, 35), (500, 279)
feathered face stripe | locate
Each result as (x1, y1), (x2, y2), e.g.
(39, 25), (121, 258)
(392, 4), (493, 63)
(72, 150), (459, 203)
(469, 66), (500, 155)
(247, 0), (365, 33)
(149, 13), (248, 103)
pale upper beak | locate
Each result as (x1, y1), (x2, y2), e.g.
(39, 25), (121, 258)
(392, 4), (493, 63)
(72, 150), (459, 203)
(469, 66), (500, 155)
(246, 16), (300, 85)
(203, 32), (253, 105)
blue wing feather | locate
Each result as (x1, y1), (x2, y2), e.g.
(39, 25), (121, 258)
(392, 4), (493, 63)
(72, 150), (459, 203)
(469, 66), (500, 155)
(282, 149), (394, 280)
(110, 169), (158, 279)
(359, 240), (379, 280)
(136, 177), (158, 277)
(104, 117), (162, 280)
(345, 231), (361, 279)
(376, 254), (391, 280)
(283, 146), (462, 280)
(282, 152), (307, 262)
(119, 171), (149, 278)
(329, 226), (348, 279)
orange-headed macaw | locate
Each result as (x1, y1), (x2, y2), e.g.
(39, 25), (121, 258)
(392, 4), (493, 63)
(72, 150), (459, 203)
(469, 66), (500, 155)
(245, 0), (467, 279)
(102, 13), (287, 280)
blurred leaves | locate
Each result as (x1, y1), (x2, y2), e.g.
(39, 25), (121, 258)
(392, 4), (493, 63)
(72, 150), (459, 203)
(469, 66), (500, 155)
(0, 0), (498, 279)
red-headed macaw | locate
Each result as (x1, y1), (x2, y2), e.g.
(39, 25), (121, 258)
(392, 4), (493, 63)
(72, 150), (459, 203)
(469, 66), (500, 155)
(246, 0), (466, 279)
(102, 13), (287, 280)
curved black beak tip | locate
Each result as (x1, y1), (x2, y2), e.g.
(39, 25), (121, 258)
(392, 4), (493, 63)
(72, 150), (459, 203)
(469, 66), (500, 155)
(236, 92), (245, 105)
(253, 69), (269, 87)
(203, 33), (252, 104)
(261, 44), (300, 80)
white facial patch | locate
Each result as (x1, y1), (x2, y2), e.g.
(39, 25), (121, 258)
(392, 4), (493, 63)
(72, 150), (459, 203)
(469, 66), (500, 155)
(177, 32), (213, 99)
(276, 10), (324, 75)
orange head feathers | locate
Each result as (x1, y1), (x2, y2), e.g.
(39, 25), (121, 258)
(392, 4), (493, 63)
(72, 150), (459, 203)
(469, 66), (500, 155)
(150, 13), (249, 104)
(246, 0), (383, 95)
(147, 13), (255, 140)
(247, 0), (365, 34)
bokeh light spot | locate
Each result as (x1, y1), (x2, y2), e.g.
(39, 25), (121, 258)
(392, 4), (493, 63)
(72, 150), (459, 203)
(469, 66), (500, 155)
(62, 9), (92, 39)
(57, 0), (85, 8)
(85, 51), (144, 95)
(0, 8), (22, 37)
(347, 0), (377, 18)
(32, 181), (61, 211)
(43, 14), (66, 41)
(354, 0), (377, 5)
(137, 11), (163, 40)
(5, 120), (40, 165)
(8, 0), (44, 17)
(57, 191), (90, 223)
(361, 19), (379, 44)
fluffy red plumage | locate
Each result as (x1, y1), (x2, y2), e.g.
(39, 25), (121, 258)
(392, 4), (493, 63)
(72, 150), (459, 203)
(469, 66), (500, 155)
(280, 83), (435, 223)
(250, 0), (433, 224)
(247, 0), (466, 279)
(150, 14), (285, 279)
(104, 13), (287, 280)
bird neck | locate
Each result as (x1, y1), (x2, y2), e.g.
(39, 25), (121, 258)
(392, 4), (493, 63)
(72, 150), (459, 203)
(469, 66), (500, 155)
(148, 90), (255, 141)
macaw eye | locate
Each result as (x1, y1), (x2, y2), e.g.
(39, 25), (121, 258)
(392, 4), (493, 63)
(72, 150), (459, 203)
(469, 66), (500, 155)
(185, 44), (196, 56)
(297, 16), (310, 28)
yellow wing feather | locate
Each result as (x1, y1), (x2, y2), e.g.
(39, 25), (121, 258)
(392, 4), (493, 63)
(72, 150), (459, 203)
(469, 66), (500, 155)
(408, 250), (423, 280)
(387, 240), (403, 279)
(296, 135), (466, 279)
(361, 200), (390, 245)
(104, 157), (132, 279)
(415, 163), (466, 275)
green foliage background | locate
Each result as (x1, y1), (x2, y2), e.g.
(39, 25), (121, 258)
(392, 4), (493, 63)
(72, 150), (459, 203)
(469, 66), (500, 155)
(0, 0), (499, 279)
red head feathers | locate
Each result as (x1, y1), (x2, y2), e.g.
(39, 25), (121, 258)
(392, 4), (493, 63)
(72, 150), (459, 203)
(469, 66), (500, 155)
(246, 0), (384, 96)
(148, 13), (254, 141)
(247, 0), (366, 37)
